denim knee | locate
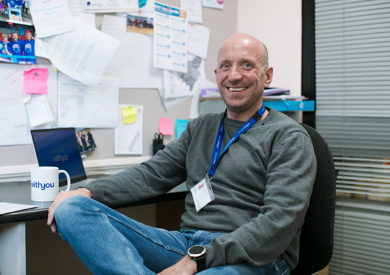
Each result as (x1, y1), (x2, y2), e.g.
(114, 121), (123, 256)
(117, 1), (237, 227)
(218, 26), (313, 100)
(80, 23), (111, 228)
(55, 196), (92, 231)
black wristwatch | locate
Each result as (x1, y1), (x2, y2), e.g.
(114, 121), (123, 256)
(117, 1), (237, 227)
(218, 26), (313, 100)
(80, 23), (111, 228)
(187, 245), (207, 271)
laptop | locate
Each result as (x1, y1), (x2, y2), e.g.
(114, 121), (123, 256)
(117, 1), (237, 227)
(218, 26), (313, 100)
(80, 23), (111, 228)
(31, 128), (87, 186)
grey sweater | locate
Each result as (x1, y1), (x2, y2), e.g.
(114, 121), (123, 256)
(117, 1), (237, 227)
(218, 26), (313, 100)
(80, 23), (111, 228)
(79, 108), (316, 270)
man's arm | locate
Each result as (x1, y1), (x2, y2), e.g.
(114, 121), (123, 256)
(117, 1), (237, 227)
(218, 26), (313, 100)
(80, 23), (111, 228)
(47, 188), (92, 233)
(75, 119), (196, 206)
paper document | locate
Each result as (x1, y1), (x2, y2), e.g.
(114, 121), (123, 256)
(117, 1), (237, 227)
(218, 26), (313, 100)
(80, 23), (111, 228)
(25, 95), (55, 127)
(0, 202), (38, 216)
(58, 73), (119, 128)
(43, 18), (120, 87)
(200, 87), (219, 98)
(190, 78), (217, 119)
(180, 0), (202, 23)
(188, 24), (210, 59)
(264, 95), (307, 100)
(83, 0), (138, 13)
(115, 104), (143, 155)
(158, 88), (190, 112)
(0, 64), (58, 146)
(34, 37), (49, 58)
(163, 54), (205, 98)
(30, 0), (75, 38)
(101, 15), (163, 89)
(154, 1), (188, 73)
(67, 0), (96, 27)
(128, 0), (154, 17)
(202, 0), (224, 10)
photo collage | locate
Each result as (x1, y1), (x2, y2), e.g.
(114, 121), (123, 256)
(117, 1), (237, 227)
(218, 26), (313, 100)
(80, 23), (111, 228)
(0, 0), (36, 64)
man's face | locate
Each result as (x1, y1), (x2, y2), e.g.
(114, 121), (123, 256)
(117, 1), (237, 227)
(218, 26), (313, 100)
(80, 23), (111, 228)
(12, 33), (18, 42)
(26, 33), (31, 40)
(214, 36), (272, 118)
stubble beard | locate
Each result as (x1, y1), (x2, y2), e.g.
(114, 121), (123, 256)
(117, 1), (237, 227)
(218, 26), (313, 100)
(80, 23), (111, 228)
(221, 88), (263, 117)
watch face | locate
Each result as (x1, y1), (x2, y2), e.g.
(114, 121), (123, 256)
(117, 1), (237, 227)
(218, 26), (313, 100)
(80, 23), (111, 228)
(189, 245), (205, 255)
(188, 245), (206, 258)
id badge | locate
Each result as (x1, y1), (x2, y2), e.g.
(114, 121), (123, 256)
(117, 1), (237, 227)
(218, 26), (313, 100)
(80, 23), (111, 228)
(190, 177), (215, 212)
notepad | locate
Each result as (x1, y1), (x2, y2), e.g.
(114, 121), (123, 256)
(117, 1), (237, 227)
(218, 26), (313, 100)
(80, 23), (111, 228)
(0, 202), (38, 216)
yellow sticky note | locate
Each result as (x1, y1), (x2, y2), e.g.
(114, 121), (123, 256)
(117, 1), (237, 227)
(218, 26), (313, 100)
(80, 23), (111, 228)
(122, 106), (137, 124)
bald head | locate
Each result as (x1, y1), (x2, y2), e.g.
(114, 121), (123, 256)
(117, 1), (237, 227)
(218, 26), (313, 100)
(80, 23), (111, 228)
(218, 33), (269, 69)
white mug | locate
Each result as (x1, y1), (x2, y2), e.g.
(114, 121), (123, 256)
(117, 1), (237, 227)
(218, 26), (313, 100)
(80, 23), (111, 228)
(31, 167), (71, 202)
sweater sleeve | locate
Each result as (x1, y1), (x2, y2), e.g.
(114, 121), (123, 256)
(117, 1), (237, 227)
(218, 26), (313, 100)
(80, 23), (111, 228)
(204, 130), (316, 269)
(77, 119), (196, 206)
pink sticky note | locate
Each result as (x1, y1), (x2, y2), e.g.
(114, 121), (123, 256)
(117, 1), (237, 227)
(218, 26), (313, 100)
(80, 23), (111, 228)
(159, 118), (174, 135)
(23, 68), (49, 95)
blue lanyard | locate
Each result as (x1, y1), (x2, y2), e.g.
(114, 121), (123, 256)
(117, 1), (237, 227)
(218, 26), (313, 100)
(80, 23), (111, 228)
(207, 105), (266, 179)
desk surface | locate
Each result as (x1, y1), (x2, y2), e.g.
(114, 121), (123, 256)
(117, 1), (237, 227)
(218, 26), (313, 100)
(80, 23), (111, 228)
(0, 180), (187, 225)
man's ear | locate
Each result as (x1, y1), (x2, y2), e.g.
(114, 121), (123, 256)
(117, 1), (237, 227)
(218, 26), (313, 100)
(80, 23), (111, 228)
(264, 67), (273, 88)
(214, 68), (218, 83)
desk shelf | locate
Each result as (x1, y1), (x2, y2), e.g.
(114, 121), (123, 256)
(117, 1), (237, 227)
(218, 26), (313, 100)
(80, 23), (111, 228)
(263, 99), (315, 112)
(199, 97), (315, 114)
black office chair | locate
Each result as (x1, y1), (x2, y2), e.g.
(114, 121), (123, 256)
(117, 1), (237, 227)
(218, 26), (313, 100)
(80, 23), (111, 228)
(291, 124), (336, 275)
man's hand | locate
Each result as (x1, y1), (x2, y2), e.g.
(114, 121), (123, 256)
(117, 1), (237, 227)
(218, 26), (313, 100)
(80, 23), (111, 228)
(158, 255), (197, 275)
(47, 188), (92, 233)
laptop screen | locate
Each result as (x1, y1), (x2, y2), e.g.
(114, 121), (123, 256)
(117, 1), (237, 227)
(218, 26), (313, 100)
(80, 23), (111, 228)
(31, 128), (87, 185)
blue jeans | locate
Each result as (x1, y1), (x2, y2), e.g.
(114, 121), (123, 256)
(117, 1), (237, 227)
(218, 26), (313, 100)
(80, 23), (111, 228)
(55, 196), (290, 275)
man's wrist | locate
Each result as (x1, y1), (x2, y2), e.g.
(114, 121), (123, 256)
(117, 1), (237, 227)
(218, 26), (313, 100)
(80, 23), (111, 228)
(184, 255), (198, 272)
(76, 188), (92, 198)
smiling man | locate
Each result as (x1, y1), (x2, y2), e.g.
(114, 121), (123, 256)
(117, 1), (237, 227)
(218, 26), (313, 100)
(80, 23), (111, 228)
(216, 33), (272, 122)
(22, 30), (35, 64)
(8, 32), (23, 63)
(49, 33), (316, 275)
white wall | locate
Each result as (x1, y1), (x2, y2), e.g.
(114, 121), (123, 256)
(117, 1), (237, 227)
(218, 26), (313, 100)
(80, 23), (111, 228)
(237, 0), (302, 96)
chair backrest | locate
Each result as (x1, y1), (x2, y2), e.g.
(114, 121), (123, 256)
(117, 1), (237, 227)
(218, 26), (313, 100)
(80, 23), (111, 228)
(291, 124), (336, 275)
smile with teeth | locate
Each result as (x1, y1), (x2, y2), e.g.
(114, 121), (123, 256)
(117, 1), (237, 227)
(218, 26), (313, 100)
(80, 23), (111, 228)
(228, 87), (247, 92)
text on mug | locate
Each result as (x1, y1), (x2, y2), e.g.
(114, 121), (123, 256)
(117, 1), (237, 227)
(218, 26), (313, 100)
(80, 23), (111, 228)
(31, 181), (55, 190)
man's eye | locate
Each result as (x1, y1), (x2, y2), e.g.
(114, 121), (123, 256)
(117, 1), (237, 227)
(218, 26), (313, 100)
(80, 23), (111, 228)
(243, 63), (252, 68)
(221, 64), (229, 69)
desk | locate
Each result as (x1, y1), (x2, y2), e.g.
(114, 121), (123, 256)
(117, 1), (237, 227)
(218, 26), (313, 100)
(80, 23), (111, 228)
(0, 180), (187, 275)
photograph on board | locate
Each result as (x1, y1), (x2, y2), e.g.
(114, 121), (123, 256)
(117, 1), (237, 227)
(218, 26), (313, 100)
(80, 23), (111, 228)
(75, 128), (97, 156)
(126, 13), (154, 35)
(0, 0), (33, 26)
(0, 21), (36, 64)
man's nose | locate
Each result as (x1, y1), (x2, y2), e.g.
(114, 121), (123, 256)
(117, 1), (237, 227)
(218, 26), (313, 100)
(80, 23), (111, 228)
(228, 66), (243, 82)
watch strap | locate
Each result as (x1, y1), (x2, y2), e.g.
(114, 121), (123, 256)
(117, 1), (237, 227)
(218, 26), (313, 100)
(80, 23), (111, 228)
(188, 246), (207, 271)
(194, 254), (206, 271)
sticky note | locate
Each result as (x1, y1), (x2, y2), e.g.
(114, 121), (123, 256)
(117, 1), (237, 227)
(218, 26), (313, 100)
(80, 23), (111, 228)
(176, 119), (189, 139)
(23, 68), (49, 95)
(159, 118), (174, 135)
(122, 106), (137, 124)
(25, 95), (55, 127)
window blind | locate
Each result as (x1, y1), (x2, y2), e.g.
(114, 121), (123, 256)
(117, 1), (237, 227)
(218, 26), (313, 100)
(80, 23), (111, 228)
(315, 0), (390, 274)
(332, 198), (390, 274)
